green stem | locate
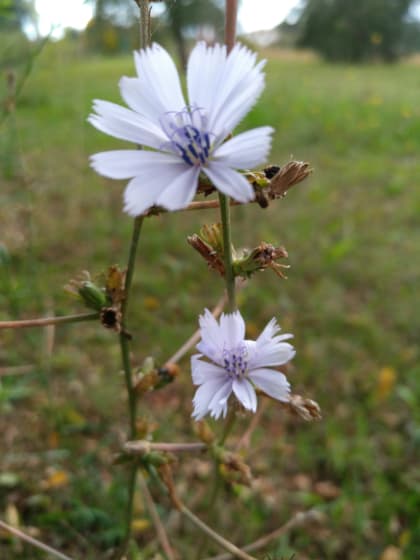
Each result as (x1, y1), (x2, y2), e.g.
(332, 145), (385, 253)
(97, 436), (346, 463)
(219, 408), (236, 445)
(118, 216), (144, 558)
(119, 2), (150, 555)
(218, 193), (236, 312)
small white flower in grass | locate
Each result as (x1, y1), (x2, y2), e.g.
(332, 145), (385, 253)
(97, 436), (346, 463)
(191, 309), (295, 420)
(88, 42), (273, 215)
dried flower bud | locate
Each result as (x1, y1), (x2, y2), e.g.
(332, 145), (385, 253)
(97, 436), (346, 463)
(135, 417), (155, 440)
(155, 362), (179, 389)
(200, 223), (224, 254)
(268, 161), (312, 198)
(188, 223), (231, 275)
(100, 306), (122, 331)
(288, 394), (322, 421)
(134, 370), (159, 395)
(233, 242), (289, 279)
(214, 448), (253, 486)
(105, 265), (126, 306)
(263, 165), (281, 179)
(134, 358), (178, 394)
(187, 234), (225, 276)
(194, 420), (215, 445)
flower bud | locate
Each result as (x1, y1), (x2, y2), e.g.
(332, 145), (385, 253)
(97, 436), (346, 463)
(213, 447), (253, 486)
(187, 223), (227, 276)
(78, 281), (108, 311)
(155, 362), (179, 389)
(194, 420), (215, 445)
(233, 242), (289, 279)
(134, 358), (179, 395)
(288, 394), (322, 421)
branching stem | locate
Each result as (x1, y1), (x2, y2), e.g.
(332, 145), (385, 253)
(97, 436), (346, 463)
(180, 503), (257, 560)
(203, 509), (321, 560)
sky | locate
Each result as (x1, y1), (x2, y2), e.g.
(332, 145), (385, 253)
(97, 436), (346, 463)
(32, 0), (300, 38)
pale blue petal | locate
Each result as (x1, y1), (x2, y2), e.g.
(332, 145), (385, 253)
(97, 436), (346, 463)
(232, 378), (257, 412)
(213, 127), (274, 169)
(249, 368), (290, 402)
(88, 99), (165, 148)
(208, 380), (233, 420)
(191, 355), (226, 385)
(203, 162), (254, 203)
(219, 311), (245, 348)
(134, 44), (185, 114)
(155, 166), (200, 211)
(196, 309), (225, 365)
(192, 378), (229, 420)
(90, 150), (181, 180)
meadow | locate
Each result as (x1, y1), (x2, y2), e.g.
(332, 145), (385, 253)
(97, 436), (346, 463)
(1, 40), (420, 559)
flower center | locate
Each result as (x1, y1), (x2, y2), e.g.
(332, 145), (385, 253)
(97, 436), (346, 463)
(223, 344), (248, 379)
(160, 107), (211, 167)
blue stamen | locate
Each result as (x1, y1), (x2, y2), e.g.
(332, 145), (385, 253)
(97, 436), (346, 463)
(223, 345), (248, 379)
(160, 107), (212, 167)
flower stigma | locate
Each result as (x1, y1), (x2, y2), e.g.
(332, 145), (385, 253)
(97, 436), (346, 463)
(160, 106), (212, 167)
(223, 344), (248, 379)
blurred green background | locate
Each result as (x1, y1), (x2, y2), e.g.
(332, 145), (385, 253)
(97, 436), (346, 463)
(1, 1), (420, 559)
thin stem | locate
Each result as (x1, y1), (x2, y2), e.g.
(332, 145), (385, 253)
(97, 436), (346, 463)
(118, 216), (144, 558)
(139, 0), (150, 48)
(176, 198), (243, 212)
(196, 408), (237, 559)
(234, 399), (268, 451)
(138, 473), (176, 560)
(219, 0), (237, 312)
(124, 441), (207, 454)
(218, 193), (236, 312)
(0, 312), (98, 330)
(120, 216), (144, 433)
(219, 408), (236, 445)
(179, 503), (257, 560)
(119, 0), (150, 553)
(0, 365), (34, 377)
(0, 520), (74, 560)
(224, 0), (238, 53)
(121, 216), (144, 320)
(203, 509), (321, 560)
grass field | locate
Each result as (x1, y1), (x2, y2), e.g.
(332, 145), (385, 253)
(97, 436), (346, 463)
(1, 39), (420, 559)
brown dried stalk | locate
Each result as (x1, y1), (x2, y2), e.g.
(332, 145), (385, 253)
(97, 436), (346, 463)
(0, 312), (98, 330)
